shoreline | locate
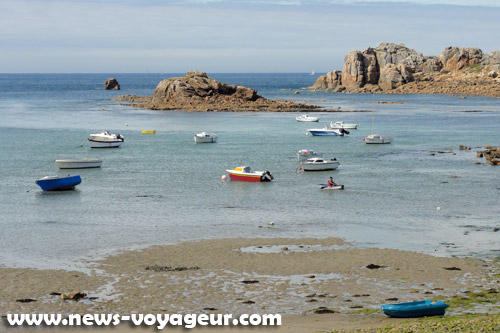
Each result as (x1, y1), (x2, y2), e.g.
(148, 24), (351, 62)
(1, 237), (499, 331)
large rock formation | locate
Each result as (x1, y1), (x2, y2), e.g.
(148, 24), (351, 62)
(104, 78), (120, 90)
(311, 43), (500, 97)
(116, 71), (319, 112)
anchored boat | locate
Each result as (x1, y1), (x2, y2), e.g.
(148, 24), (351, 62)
(35, 175), (82, 191)
(226, 166), (273, 182)
(88, 131), (124, 148)
(55, 159), (102, 169)
(194, 132), (217, 143)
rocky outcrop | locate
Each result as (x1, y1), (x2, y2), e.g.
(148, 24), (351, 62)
(104, 78), (120, 90)
(115, 71), (320, 112)
(439, 47), (483, 72)
(311, 43), (500, 97)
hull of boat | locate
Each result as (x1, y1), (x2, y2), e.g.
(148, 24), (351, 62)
(307, 129), (343, 136)
(302, 162), (339, 171)
(364, 137), (392, 144)
(194, 136), (217, 143)
(36, 175), (82, 191)
(55, 159), (102, 169)
(296, 118), (319, 122)
(88, 139), (123, 148)
(330, 122), (358, 129)
(319, 184), (344, 190)
(381, 300), (449, 318)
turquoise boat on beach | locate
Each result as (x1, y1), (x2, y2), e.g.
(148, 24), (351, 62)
(381, 299), (449, 318)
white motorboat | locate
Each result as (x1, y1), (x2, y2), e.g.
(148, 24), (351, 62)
(297, 149), (322, 161)
(89, 131), (124, 141)
(364, 95), (392, 144)
(55, 159), (102, 169)
(330, 121), (359, 129)
(88, 131), (124, 148)
(296, 114), (319, 122)
(301, 157), (340, 171)
(194, 132), (217, 143)
(364, 134), (393, 144)
(306, 127), (347, 136)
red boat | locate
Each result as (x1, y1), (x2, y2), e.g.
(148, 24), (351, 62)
(226, 166), (273, 182)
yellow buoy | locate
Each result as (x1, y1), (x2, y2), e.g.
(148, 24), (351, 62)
(141, 130), (156, 134)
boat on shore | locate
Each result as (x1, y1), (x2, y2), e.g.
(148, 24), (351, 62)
(307, 127), (346, 136)
(226, 166), (273, 182)
(330, 121), (359, 129)
(55, 159), (102, 169)
(381, 300), (449, 318)
(35, 175), (82, 191)
(297, 149), (322, 161)
(296, 114), (319, 122)
(194, 132), (217, 143)
(301, 157), (340, 171)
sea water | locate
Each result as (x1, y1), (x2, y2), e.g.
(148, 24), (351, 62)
(0, 73), (499, 270)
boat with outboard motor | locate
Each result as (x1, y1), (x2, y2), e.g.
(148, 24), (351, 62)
(307, 127), (347, 136)
(297, 149), (322, 161)
(226, 166), (273, 182)
(194, 132), (217, 143)
(88, 131), (124, 148)
(301, 157), (340, 171)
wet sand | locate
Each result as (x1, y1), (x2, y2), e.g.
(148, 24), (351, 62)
(1, 237), (499, 332)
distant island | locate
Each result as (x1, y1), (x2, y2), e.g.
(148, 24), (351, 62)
(310, 42), (500, 97)
(114, 71), (320, 112)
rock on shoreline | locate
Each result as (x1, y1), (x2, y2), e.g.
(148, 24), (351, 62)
(115, 71), (320, 112)
(311, 43), (500, 97)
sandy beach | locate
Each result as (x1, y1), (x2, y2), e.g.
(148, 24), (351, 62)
(1, 237), (499, 332)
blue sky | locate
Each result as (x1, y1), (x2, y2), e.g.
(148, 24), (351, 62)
(1, 0), (498, 73)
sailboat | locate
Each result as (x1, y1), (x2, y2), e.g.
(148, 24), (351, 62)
(310, 70), (315, 75)
(363, 94), (393, 144)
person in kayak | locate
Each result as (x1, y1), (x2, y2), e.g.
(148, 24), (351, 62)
(327, 177), (337, 187)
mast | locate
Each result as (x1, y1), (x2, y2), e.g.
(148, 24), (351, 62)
(371, 93), (375, 135)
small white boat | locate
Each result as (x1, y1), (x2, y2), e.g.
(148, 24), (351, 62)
(301, 157), (340, 171)
(89, 131), (124, 141)
(365, 95), (392, 144)
(296, 114), (319, 122)
(297, 149), (322, 161)
(88, 131), (124, 148)
(307, 127), (346, 136)
(194, 132), (217, 143)
(330, 121), (359, 129)
(55, 159), (102, 169)
(310, 70), (315, 76)
(364, 134), (393, 144)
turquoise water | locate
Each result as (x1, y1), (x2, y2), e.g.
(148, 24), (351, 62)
(1, 73), (499, 270)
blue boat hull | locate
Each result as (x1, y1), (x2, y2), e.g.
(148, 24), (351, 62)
(308, 130), (343, 136)
(36, 175), (82, 191)
(381, 300), (449, 318)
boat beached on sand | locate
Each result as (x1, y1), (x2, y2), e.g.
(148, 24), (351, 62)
(88, 131), (124, 148)
(35, 175), (82, 191)
(301, 157), (340, 171)
(55, 159), (102, 169)
(226, 166), (273, 182)
(381, 299), (449, 318)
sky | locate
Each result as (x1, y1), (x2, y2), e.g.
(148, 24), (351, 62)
(0, 0), (499, 73)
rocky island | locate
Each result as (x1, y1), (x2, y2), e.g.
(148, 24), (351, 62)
(115, 71), (319, 112)
(311, 43), (500, 97)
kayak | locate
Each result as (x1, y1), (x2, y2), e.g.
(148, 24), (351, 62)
(319, 184), (344, 190)
(381, 299), (449, 318)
